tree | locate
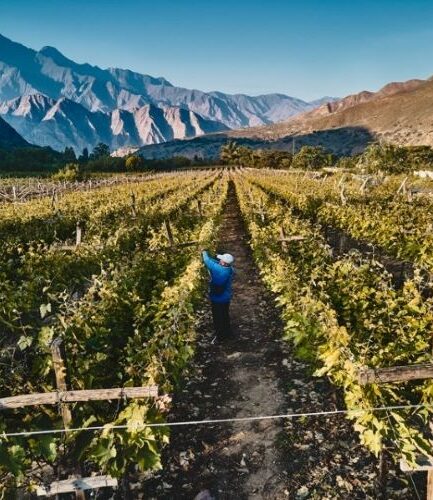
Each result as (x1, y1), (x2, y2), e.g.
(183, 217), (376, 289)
(52, 163), (85, 181)
(63, 146), (76, 163)
(291, 146), (332, 170)
(357, 144), (409, 174)
(90, 143), (110, 160)
(220, 141), (241, 165)
(79, 147), (89, 163)
(125, 155), (145, 171)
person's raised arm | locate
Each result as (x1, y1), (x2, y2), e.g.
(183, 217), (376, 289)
(202, 250), (218, 272)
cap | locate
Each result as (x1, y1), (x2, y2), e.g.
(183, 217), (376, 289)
(217, 253), (234, 265)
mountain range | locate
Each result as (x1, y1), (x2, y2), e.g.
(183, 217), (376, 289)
(138, 77), (433, 158)
(0, 33), (335, 153)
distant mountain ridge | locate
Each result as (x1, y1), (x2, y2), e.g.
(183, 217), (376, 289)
(0, 33), (337, 152)
(136, 76), (433, 158)
(0, 93), (228, 153)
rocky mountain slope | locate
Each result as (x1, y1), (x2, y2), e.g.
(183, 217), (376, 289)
(0, 93), (228, 153)
(138, 77), (433, 159)
(0, 33), (336, 152)
(0, 115), (29, 149)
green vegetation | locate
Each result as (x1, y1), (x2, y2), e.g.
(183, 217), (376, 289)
(220, 140), (433, 173)
(235, 171), (433, 469)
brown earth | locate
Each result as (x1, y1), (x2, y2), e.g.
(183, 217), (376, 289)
(140, 184), (422, 499)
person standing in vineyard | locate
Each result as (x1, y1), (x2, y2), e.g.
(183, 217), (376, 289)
(202, 250), (234, 340)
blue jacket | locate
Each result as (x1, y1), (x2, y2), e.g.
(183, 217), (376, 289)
(202, 251), (233, 303)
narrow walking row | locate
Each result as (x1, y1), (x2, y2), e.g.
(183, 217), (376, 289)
(142, 182), (414, 499)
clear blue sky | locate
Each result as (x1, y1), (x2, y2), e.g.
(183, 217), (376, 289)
(1, 0), (432, 101)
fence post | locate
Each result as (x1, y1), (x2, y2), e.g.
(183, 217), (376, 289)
(279, 227), (288, 252)
(50, 338), (72, 428)
(164, 219), (174, 246)
(130, 192), (137, 217)
(75, 222), (82, 247)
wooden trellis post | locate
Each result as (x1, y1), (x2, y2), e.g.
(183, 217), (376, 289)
(337, 173), (347, 188)
(50, 338), (72, 428)
(279, 227), (288, 252)
(164, 219), (175, 246)
(75, 221), (82, 247)
(396, 176), (408, 195)
(360, 176), (370, 194)
(130, 192), (137, 217)
(358, 363), (433, 499)
(51, 190), (57, 211)
(340, 185), (347, 206)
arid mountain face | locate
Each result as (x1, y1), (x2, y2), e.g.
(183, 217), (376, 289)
(0, 94), (228, 153)
(0, 33), (336, 153)
(138, 77), (433, 159)
(238, 78), (433, 149)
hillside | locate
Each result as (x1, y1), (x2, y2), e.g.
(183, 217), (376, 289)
(228, 77), (433, 148)
(138, 77), (433, 158)
(0, 115), (29, 149)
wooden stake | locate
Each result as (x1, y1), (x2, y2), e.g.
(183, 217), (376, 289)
(360, 177), (370, 194)
(197, 199), (203, 217)
(0, 386), (158, 410)
(36, 475), (118, 496)
(358, 363), (433, 385)
(337, 174), (347, 188)
(340, 185), (347, 206)
(279, 227), (288, 252)
(51, 191), (57, 211)
(164, 219), (174, 246)
(50, 338), (72, 428)
(75, 221), (82, 247)
(428, 471), (433, 500)
(130, 192), (137, 217)
(378, 445), (388, 499)
(396, 176), (408, 195)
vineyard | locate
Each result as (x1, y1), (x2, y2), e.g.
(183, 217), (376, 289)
(1, 167), (433, 498)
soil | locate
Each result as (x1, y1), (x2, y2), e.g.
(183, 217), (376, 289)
(141, 183), (423, 499)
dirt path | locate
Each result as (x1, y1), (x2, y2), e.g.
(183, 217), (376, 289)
(142, 183), (420, 499)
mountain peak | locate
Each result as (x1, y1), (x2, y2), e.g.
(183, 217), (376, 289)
(39, 45), (64, 58)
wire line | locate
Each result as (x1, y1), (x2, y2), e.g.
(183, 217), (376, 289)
(2, 403), (432, 438)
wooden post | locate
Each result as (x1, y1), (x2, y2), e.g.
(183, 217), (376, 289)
(280, 227), (288, 252)
(428, 471), (433, 500)
(378, 445), (388, 499)
(0, 386), (159, 410)
(51, 191), (57, 211)
(358, 364), (433, 385)
(50, 338), (72, 428)
(360, 177), (370, 194)
(197, 199), (203, 217)
(12, 186), (17, 202)
(337, 174), (347, 188)
(397, 176), (408, 195)
(130, 192), (137, 218)
(164, 219), (174, 246)
(340, 185), (347, 206)
(36, 476), (118, 497)
(361, 362), (433, 499)
(75, 222), (82, 247)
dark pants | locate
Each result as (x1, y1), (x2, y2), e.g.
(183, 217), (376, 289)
(211, 302), (231, 339)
